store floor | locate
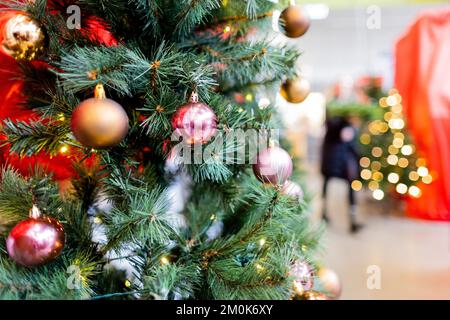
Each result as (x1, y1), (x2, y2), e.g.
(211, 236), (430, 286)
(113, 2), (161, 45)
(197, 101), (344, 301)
(308, 169), (450, 300)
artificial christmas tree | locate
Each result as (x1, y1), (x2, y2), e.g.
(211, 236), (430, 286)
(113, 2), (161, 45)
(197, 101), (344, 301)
(0, 0), (327, 300)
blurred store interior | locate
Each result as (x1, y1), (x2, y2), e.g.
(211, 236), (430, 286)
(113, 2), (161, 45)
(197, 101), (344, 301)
(274, 0), (450, 299)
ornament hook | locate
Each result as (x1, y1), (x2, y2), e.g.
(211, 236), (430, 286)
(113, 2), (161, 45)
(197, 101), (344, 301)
(189, 92), (199, 103)
(94, 84), (106, 99)
(29, 205), (42, 219)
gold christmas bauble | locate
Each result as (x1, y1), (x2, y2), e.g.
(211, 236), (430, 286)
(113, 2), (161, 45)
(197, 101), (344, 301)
(302, 291), (330, 300)
(280, 78), (310, 104)
(317, 267), (342, 299)
(71, 85), (129, 149)
(279, 5), (310, 38)
(1, 13), (46, 61)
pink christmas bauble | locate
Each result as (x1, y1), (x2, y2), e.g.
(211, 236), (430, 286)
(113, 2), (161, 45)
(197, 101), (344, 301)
(172, 101), (217, 145)
(253, 147), (293, 185)
(7, 216), (65, 267)
(289, 260), (314, 295)
(282, 180), (304, 199)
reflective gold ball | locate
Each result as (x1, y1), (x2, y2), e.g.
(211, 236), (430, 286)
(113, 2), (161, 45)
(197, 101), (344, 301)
(317, 267), (342, 299)
(279, 5), (310, 38)
(280, 78), (310, 104)
(302, 291), (330, 300)
(1, 13), (46, 61)
(71, 98), (129, 149)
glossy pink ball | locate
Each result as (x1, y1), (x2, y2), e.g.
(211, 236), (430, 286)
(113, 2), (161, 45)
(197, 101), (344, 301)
(172, 102), (217, 145)
(253, 147), (293, 185)
(7, 217), (65, 267)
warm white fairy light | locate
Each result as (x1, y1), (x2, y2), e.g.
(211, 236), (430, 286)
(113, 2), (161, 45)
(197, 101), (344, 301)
(408, 186), (422, 198)
(417, 167), (429, 177)
(373, 189), (384, 200)
(388, 173), (399, 184)
(396, 183), (408, 194)
(387, 155), (398, 165)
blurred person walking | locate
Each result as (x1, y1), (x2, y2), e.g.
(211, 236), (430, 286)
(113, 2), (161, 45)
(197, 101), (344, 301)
(321, 116), (364, 234)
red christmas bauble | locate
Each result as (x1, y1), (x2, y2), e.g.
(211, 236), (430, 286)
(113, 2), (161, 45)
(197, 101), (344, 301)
(253, 146), (293, 185)
(289, 260), (314, 295)
(6, 216), (65, 267)
(172, 95), (217, 145)
(282, 180), (304, 199)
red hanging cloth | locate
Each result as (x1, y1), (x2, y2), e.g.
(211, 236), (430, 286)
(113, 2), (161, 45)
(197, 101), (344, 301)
(395, 9), (450, 221)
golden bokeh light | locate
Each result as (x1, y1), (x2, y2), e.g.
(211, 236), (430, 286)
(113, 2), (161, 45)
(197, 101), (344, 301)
(372, 171), (384, 182)
(388, 145), (399, 155)
(392, 104), (403, 114)
(392, 138), (404, 148)
(372, 147), (383, 158)
(409, 171), (419, 181)
(360, 157), (371, 168)
(384, 112), (393, 122)
(398, 158), (409, 168)
(361, 169), (372, 180)
(422, 175), (433, 184)
(371, 161), (382, 171)
(351, 180), (363, 191)
(379, 97), (388, 108)
(416, 158), (427, 167)
(360, 133), (371, 145)
(369, 181), (379, 191)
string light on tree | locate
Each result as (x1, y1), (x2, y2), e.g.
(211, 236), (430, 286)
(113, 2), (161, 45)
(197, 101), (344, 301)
(356, 91), (432, 200)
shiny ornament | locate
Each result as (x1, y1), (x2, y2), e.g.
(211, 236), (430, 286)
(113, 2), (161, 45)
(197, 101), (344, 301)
(253, 146), (293, 185)
(1, 13), (46, 61)
(71, 84), (129, 149)
(302, 291), (330, 300)
(172, 93), (217, 145)
(279, 5), (310, 38)
(317, 267), (342, 299)
(281, 78), (310, 104)
(6, 206), (65, 267)
(282, 180), (304, 199)
(289, 260), (314, 296)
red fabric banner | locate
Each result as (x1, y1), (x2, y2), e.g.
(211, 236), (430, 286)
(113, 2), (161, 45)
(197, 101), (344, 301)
(395, 9), (450, 221)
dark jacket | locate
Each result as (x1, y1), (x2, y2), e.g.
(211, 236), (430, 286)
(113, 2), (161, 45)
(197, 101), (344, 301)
(321, 117), (360, 181)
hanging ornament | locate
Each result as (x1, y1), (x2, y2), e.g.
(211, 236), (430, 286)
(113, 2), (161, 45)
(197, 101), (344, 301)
(1, 13), (47, 61)
(317, 267), (342, 299)
(253, 146), (293, 185)
(279, 4), (310, 38)
(301, 291), (330, 300)
(71, 84), (129, 149)
(6, 205), (65, 267)
(282, 180), (304, 200)
(172, 92), (217, 145)
(280, 78), (310, 104)
(289, 260), (314, 296)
